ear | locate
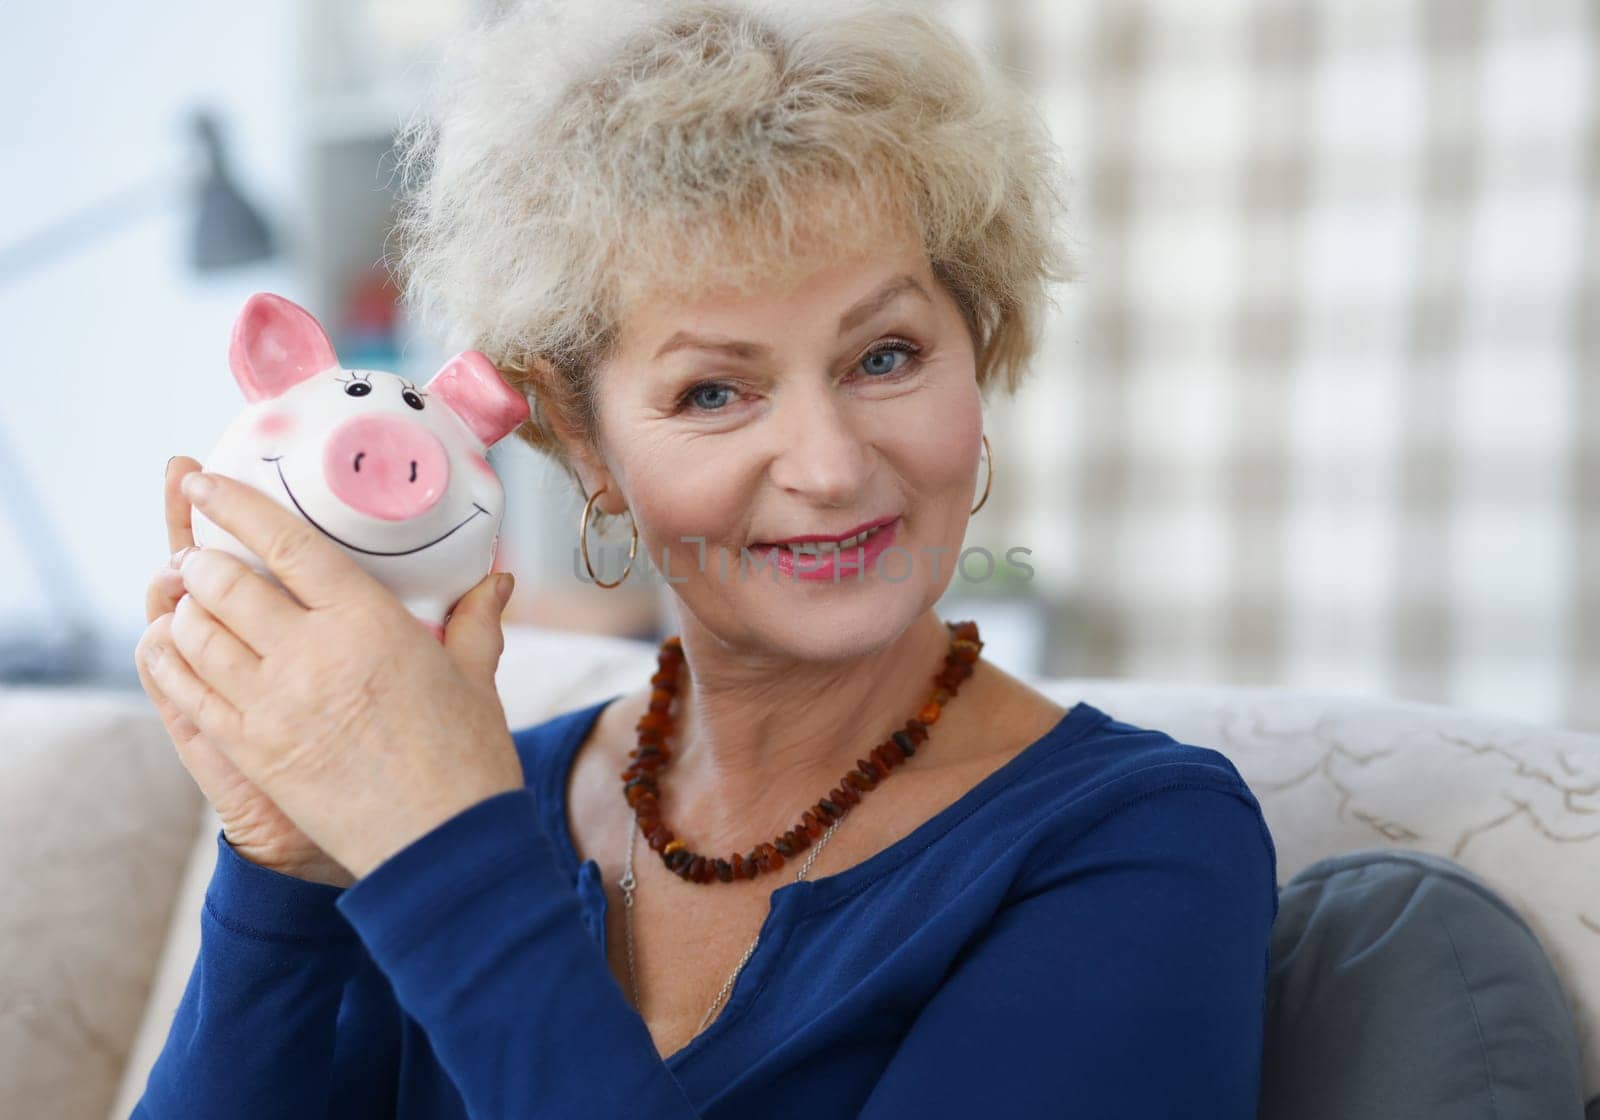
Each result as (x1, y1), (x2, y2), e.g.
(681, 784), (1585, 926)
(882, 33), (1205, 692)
(568, 450), (626, 516)
(533, 367), (624, 515)
(426, 351), (531, 448)
(228, 292), (341, 403)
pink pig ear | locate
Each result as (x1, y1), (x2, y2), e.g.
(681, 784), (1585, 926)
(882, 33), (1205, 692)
(426, 351), (531, 447)
(228, 292), (341, 403)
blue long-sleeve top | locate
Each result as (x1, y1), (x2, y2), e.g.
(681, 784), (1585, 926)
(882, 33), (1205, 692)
(131, 696), (1280, 1118)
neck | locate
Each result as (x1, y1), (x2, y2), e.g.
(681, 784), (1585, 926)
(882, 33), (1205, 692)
(658, 608), (961, 855)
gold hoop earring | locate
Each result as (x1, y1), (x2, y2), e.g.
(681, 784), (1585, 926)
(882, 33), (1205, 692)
(971, 432), (994, 515)
(578, 485), (638, 588)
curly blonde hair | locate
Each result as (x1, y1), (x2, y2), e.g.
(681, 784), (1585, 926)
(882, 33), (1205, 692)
(386, 0), (1077, 491)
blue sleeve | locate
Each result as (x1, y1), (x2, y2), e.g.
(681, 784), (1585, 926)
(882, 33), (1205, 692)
(333, 787), (702, 1119)
(130, 831), (378, 1118)
(858, 780), (1280, 1119)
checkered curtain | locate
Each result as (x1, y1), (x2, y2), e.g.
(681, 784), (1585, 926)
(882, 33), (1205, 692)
(935, 0), (1599, 732)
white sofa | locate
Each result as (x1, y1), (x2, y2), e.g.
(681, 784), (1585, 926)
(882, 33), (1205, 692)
(2, 624), (1597, 1118)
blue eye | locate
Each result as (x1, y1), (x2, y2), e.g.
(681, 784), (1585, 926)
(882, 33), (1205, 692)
(686, 384), (735, 411)
(673, 339), (924, 415)
(860, 339), (921, 376)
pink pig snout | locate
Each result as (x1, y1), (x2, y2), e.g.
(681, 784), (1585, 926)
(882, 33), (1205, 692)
(322, 414), (450, 521)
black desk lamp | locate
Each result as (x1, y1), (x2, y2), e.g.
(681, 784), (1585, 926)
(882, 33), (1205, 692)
(0, 108), (278, 682)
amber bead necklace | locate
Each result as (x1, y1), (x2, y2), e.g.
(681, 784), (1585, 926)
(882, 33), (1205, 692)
(617, 618), (984, 1033)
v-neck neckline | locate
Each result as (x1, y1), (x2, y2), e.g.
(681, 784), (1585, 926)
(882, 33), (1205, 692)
(532, 692), (1108, 1068)
(541, 694), (1106, 903)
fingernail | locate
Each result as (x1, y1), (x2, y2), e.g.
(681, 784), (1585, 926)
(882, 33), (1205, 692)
(496, 572), (515, 605)
(165, 455), (176, 478)
(169, 546), (197, 569)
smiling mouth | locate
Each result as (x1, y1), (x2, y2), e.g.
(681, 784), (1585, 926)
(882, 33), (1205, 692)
(262, 456), (488, 557)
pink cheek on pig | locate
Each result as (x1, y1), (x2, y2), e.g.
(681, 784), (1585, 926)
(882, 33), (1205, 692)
(470, 454), (496, 479)
(254, 412), (296, 441)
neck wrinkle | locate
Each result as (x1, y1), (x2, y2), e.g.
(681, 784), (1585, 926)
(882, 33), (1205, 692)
(661, 608), (955, 854)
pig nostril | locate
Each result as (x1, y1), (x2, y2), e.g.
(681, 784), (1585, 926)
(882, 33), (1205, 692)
(354, 452), (365, 472)
(410, 461), (417, 483)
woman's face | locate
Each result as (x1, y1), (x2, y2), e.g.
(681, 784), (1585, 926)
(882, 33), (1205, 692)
(580, 239), (983, 661)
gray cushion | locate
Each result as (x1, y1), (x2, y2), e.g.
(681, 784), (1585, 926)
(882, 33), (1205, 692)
(1261, 847), (1589, 1119)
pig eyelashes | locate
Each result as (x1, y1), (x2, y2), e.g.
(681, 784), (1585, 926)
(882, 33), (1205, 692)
(336, 372), (427, 411)
(337, 371), (374, 397)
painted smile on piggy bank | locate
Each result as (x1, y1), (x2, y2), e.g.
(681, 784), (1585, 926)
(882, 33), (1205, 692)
(191, 291), (530, 633)
(260, 455), (490, 557)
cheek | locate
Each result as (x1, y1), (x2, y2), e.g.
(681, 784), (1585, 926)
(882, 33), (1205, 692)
(893, 402), (983, 496)
(636, 458), (744, 541)
(625, 440), (756, 554)
(469, 453), (497, 480)
(254, 411), (296, 441)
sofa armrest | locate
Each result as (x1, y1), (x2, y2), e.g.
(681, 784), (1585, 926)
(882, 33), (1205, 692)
(0, 686), (202, 1120)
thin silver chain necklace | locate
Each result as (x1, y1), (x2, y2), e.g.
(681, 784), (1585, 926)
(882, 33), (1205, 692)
(619, 809), (846, 1034)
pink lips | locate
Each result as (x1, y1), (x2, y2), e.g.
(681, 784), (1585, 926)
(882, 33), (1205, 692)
(748, 518), (900, 582)
(756, 515), (898, 548)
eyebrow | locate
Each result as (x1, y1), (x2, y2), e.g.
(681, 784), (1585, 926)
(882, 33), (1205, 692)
(651, 273), (932, 361)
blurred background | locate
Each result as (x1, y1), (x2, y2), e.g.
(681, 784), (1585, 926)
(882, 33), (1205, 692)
(0, 0), (1594, 730)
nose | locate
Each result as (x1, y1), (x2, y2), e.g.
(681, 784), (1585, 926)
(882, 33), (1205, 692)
(322, 414), (450, 520)
(768, 389), (871, 503)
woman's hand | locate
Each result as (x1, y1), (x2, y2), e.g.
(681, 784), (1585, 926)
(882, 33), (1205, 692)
(136, 467), (525, 881)
(137, 457), (354, 887)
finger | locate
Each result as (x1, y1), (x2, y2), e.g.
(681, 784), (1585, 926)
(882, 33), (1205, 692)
(181, 471), (375, 613)
(443, 573), (509, 682)
(170, 589), (264, 711)
(136, 618), (253, 802)
(165, 456), (203, 554)
(145, 562), (188, 624)
(135, 616), (204, 742)
(142, 620), (245, 753)
(178, 545), (303, 659)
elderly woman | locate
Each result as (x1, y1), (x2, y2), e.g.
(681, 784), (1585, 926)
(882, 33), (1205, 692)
(133, 0), (1278, 1116)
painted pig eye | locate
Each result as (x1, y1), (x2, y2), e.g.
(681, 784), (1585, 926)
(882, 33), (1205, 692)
(402, 388), (425, 410)
(344, 381), (372, 397)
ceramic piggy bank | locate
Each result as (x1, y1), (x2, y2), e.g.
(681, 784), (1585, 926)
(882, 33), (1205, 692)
(190, 292), (529, 642)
